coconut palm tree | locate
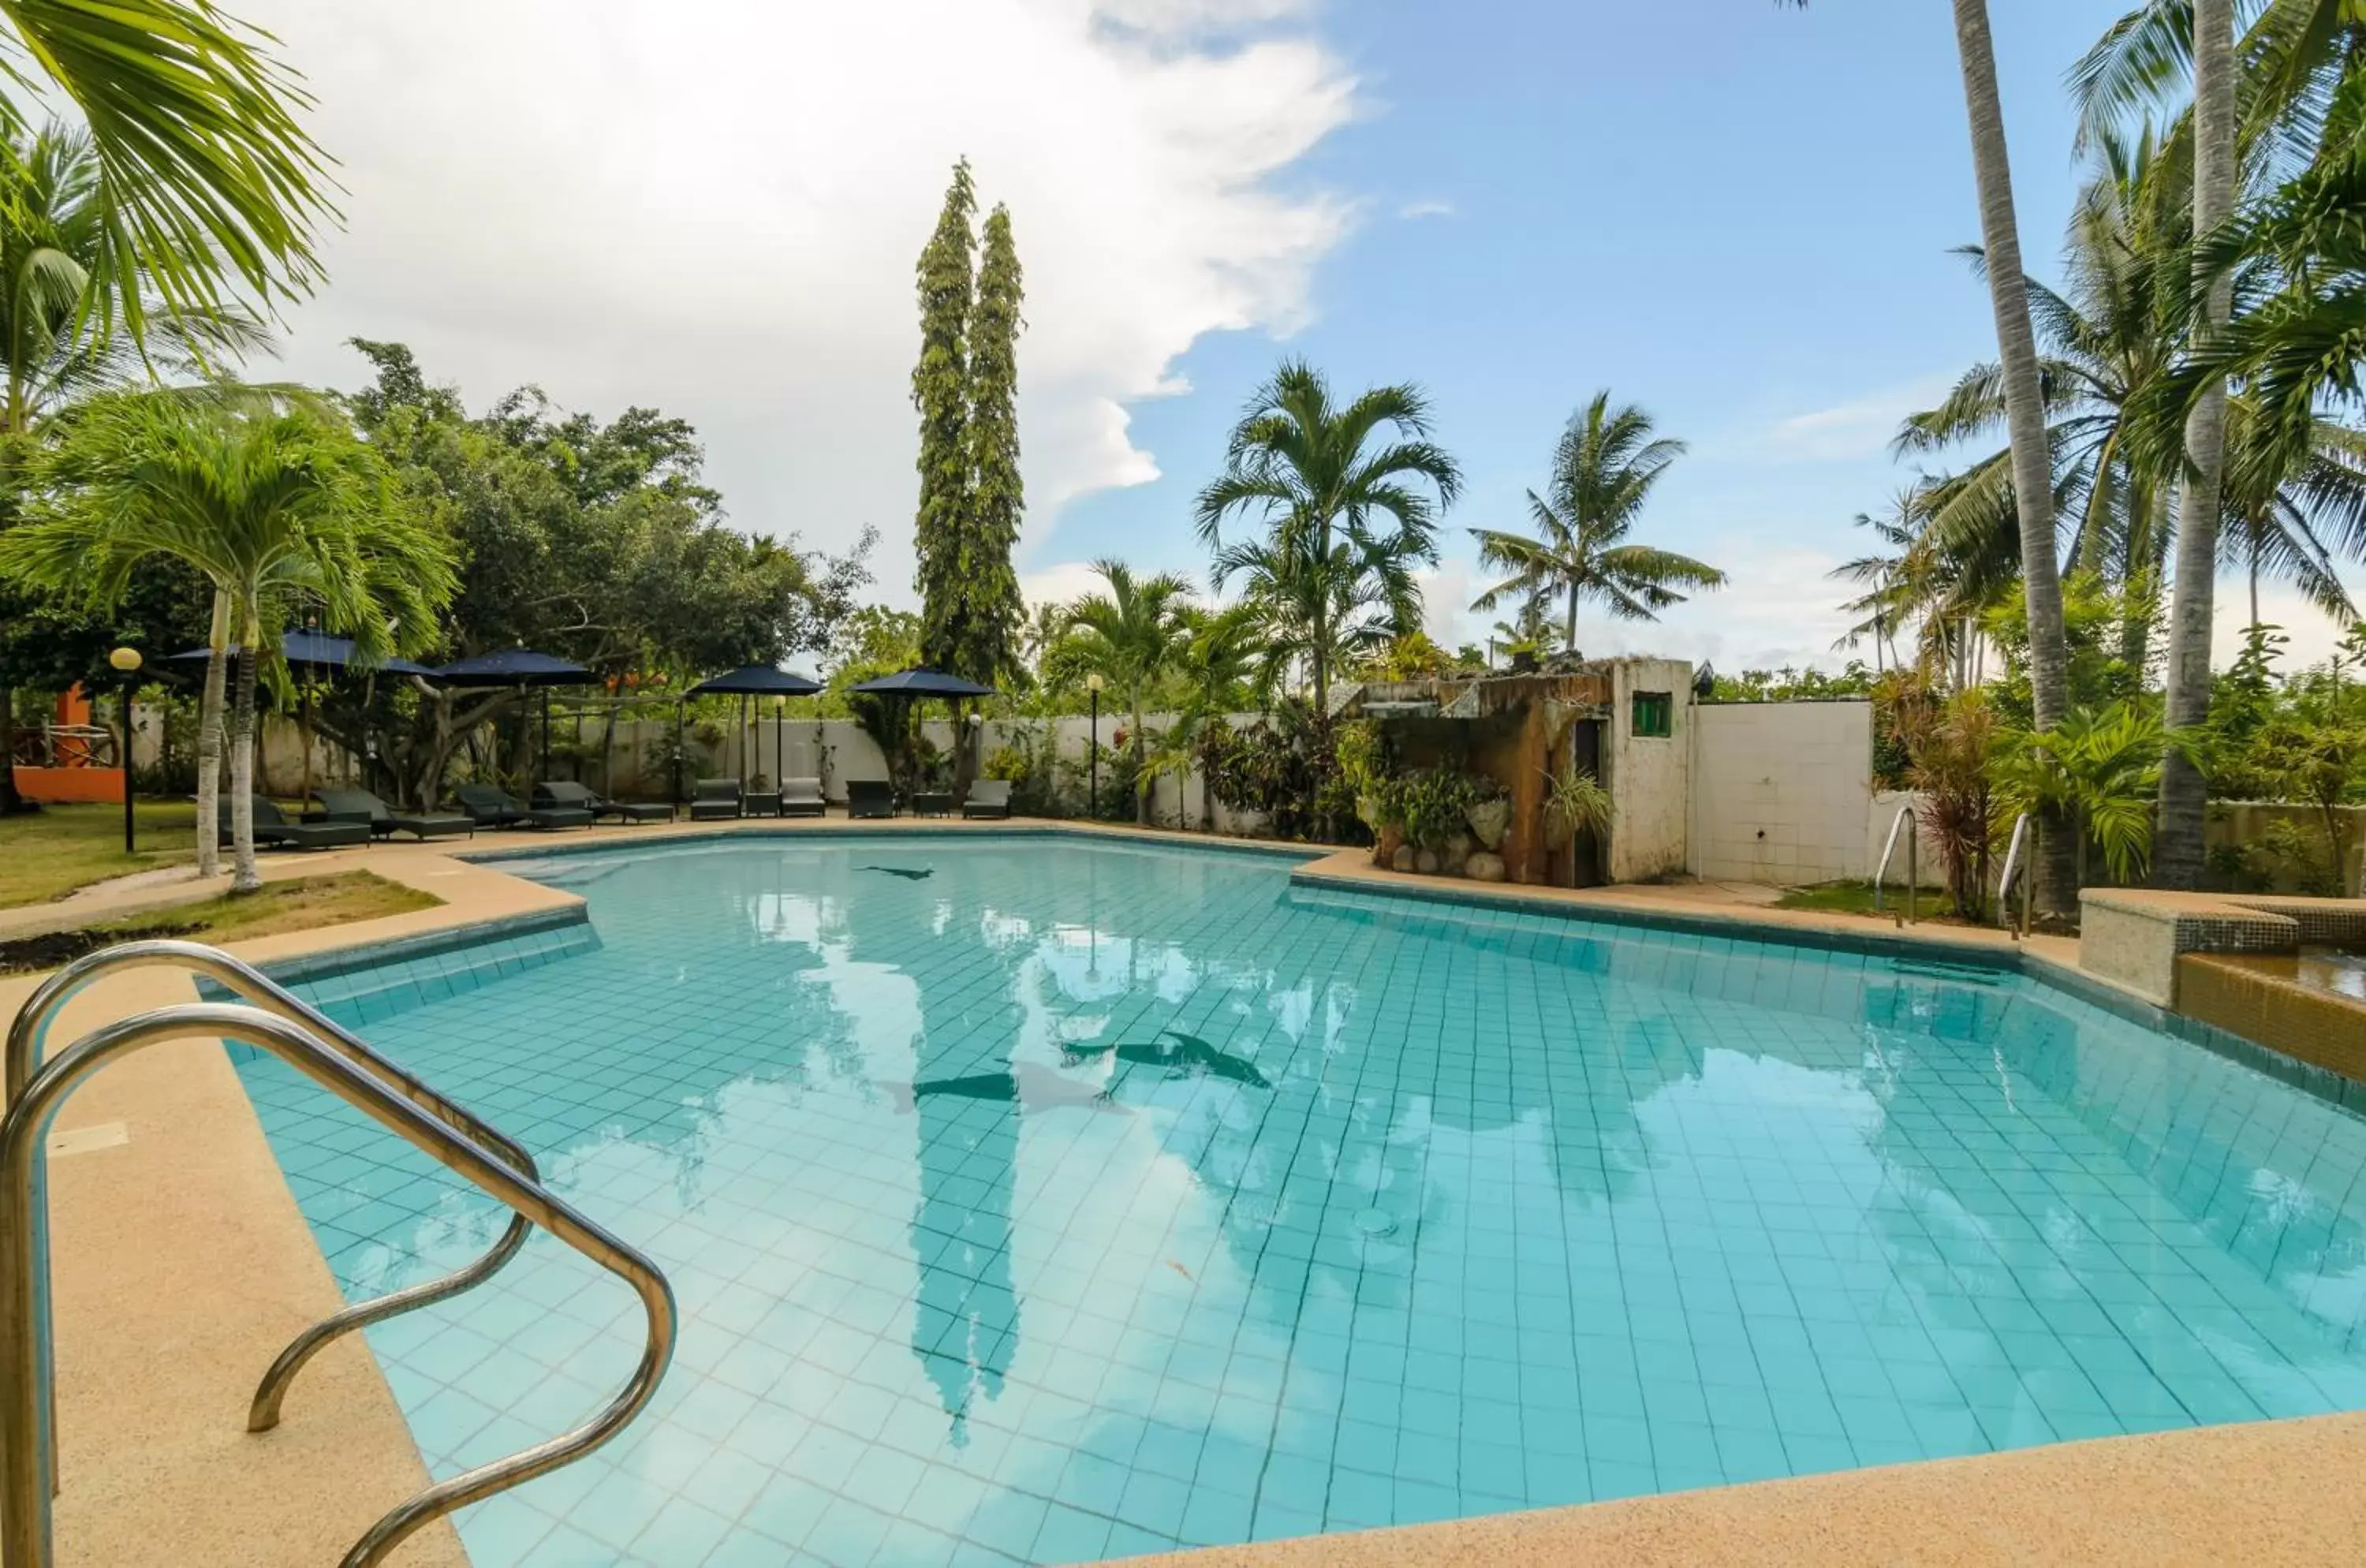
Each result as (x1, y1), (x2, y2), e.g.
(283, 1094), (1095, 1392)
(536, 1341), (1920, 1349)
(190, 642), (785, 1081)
(1196, 360), (1461, 715)
(1049, 559), (1196, 824)
(1467, 394), (1723, 651)
(0, 396), (453, 889)
(1219, 527), (1416, 704)
(0, 0), (332, 329)
(1784, 0), (2079, 910)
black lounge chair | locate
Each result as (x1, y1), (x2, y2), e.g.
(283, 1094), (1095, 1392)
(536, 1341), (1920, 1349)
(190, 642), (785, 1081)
(218, 796), (371, 852)
(453, 783), (592, 831)
(779, 777), (826, 818)
(689, 778), (743, 821)
(845, 779), (897, 819)
(534, 781), (674, 824)
(962, 779), (1012, 820)
(314, 786), (475, 842)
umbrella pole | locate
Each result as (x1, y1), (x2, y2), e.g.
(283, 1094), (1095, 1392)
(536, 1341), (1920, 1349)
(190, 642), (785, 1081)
(539, 688), (550, 782)
(674, 699), (685, 803)
(299, 681), (313, 810)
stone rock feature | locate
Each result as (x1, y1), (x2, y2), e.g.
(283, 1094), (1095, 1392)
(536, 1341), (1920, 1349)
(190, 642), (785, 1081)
(1465, 851), (1506, 883)
(1391, 844), (1417, 873)
(1466, 797), (1511, 850)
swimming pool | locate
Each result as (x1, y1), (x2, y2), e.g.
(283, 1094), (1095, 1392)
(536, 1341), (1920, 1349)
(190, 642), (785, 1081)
(234, 836), (2366, 1566)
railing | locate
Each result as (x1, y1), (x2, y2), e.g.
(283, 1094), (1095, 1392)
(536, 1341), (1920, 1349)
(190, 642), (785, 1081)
(1995, 812), (2034, 940)
(2, 949), (676, 1568)
(1872, 802), (1919, 927)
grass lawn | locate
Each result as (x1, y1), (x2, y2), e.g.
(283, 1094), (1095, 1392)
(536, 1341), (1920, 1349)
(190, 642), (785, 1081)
(0, 871), (441, 975)
(1775, 879), (1958, 923)
(0, 800), (200, 907)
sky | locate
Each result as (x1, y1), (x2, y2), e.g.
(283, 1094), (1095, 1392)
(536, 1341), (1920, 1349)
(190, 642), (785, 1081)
(238, 0), (2357, 673)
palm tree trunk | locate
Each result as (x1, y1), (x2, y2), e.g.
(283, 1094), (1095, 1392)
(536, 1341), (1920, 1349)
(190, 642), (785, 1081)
(1565, 584), (1578, 653)
(1133, 694), (1149, 825)
(194, 590), (230, 878)
(1952, 0), (2074, 915)
(228, 637), (262, 893)
(2156, 0), (2237, 891)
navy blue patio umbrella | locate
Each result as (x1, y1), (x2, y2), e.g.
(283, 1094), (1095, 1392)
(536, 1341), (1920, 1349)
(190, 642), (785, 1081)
(685, 665), (826, 793)
(846, 667), (997, 792)
(169, 631), (441, 802)
(431, 648), (592, 778)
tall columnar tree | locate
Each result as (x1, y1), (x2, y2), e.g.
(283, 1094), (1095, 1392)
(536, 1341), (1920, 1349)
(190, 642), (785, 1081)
(912, 159), (976, 672)
(958, 203), (1027, 692)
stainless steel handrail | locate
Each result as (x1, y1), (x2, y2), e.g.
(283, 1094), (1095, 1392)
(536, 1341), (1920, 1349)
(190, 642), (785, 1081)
(6, 940), (540, 1435)
(0, 1002), (677, 1568)
(1996, 812), (2034, 939)
(1873, 802), (1918, 926)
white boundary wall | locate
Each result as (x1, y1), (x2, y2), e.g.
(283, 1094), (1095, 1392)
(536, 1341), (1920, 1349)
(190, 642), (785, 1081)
(1686, 700), (1875, 885)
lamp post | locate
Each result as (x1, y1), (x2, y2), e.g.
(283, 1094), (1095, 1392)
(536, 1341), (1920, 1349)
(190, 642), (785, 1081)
(107, 647), (142, 853)
(1085, 673), (1103, 819)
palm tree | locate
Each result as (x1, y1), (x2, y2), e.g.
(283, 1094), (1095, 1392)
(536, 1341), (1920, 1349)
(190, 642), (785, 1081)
(1221, 528), (1417, 704)
(1195, 359), (1461, 715)
(1784, 0), (2079, 911)
(1150, 602), (1260, 831)
(1050, 559), (1196, 824)
(1467, 394), (1723, 650)
(0, 397), (453, 889)
(0, 0), (331, 328)
(0, 120), (274, 836)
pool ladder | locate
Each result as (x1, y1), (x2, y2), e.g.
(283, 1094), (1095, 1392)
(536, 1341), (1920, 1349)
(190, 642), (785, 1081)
(1873, 802), (1919, 926)
(1, 939), (678, 1568)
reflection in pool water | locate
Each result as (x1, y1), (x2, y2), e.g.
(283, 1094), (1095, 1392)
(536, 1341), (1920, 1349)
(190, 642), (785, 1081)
(235, 838), (2366, 1567)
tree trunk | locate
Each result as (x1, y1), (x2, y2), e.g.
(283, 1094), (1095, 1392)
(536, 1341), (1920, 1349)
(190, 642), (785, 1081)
(194, 591), (230, 878)
(2156, 0), (2237, 890)
(1564, 584), (1578, 653)
(0, 681), (21, 814)
(1952, 0), (2075, 916)
(228, 639), (262, 894)
(1133, 696), (1149, 825)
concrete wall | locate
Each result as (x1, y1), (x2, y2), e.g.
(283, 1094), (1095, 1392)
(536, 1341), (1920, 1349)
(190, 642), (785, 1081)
(1602, 659), (1692, 882)
(2207, 801), (2366, 898)
(1686, 700), (1875, 885)
(1867, 789), (1948, 890)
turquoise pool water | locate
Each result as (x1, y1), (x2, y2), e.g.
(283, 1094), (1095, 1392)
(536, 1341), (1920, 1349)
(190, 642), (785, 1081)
(235, 837), (2366, 1567)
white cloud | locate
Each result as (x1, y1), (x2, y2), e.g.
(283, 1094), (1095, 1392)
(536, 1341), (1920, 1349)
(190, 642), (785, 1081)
(1397, 199), (1454, 220)
(237, 0), (1359, 599)
(1021, 560), (1116, 612)
(2214, 576), (2362, 669)
(1733, 375), (1956, 465)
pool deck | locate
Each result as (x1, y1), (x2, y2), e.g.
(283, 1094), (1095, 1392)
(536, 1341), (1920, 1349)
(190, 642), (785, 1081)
(0, 813), (2347, 1566)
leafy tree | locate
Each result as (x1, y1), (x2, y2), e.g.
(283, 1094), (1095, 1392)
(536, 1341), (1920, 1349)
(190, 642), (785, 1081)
(1993, 702), (2166, 887)
(1, 396), (453, 888)
(1196, 359), (1461, 714)
(324, 342), (869, 805)
(1467, 393), (1722, 650)
(1221, 527), (1420, 704)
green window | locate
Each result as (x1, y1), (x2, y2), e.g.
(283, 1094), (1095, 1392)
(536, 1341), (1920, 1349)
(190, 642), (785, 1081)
(1631, 691), (1673, 738)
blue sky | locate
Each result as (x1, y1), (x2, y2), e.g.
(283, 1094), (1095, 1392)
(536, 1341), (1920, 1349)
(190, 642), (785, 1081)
(1037, 0), (2178, 669)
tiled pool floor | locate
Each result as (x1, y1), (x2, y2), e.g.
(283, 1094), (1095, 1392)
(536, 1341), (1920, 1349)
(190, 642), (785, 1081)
(233, 838), (2366, 1566)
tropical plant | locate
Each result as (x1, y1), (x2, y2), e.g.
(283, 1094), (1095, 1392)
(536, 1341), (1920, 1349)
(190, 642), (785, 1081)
(0, 396), (454, 890)
(1468, 393), (1722, 649)
(1047, 559), (1196, 823)
(1542, 767), (1613, 849)
(1991, 702), (2167, 887)
(1196, 359), (1461, 714)
(1218, 527), (1420, 704)
(1898, 688), (2002, 921)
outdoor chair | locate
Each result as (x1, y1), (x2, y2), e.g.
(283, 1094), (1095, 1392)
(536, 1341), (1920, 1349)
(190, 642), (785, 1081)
(689, 778), (744, 821)
(534, 781), (674, 824)
(313, 786), (475, 842)
(218, 796), (371, 853)
(912, 789), (954, 817)
(453, 782), (592, 831)
(779, 777), (827, 817)
(961, 779), (1013, 820)
(845, 779), (897, 819)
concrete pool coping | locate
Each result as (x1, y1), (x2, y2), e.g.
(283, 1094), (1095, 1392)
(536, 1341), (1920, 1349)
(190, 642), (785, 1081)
(6, 813), (2362, 1566)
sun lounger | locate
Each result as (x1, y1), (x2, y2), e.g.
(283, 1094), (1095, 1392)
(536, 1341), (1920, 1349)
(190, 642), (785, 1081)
(845, 779), (897, 819)
(218, 796), (371, 852)
(962, 779), (1013, 820)
(314, 786), (474, 842)
(534, 781), (674, 823)
(453, 783), (592, 831)
(779, 777), (827, 817)
(689, 778), (744, 821)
